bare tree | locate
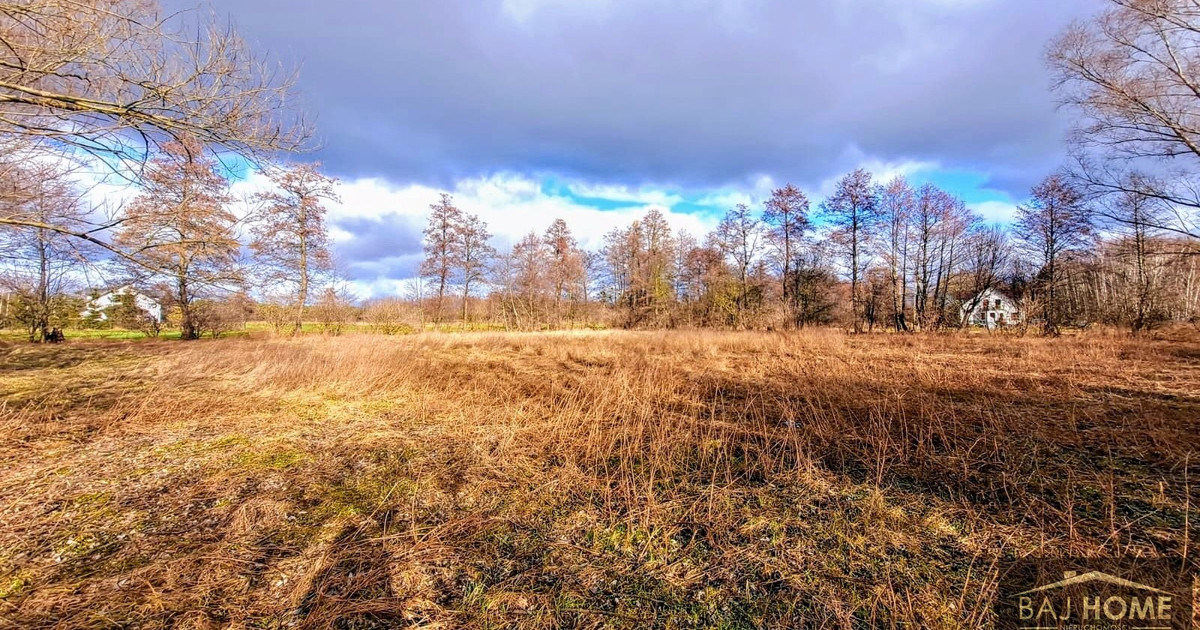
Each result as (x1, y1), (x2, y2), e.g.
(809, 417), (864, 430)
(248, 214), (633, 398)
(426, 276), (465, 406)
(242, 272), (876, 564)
(543, 218), (585, 321)
(191, 292), (253, 339)
(1102, 179), (1173, 332)
(877, 177), (914, 331)
(763, 184), (812, 326)
(1015, 174), (1093, 335)
(958, 225), (1010, 329)
(113, 136), (240, 340)
(791, 242), (840, 328)
(601, 222), (636, 310)
(0, 158), (93, 341)
(250, 162), (338, 334)
(640, 209), (676, 324)
(710, 203), (764, 328)
(311, 283), (357, 335)
(821, 169), (878, 333)
(363, 297), (420, 334)
(932, 198), (973, 328)
(0, 139), (138, 267)
(1048, 0), (1200, 239)
(602, 209), (676, 327)
(492, 231), (549, 329)
(0, 1), (309, 256)
(456, 213), (494, 323)
(420, 193), (463, 323)
(490, 246), (522, 330)
(673, 230), (699, 307)
(581, 249), (604, 305)
(0, 0), (307, 164)
(910, 184), (970, 330)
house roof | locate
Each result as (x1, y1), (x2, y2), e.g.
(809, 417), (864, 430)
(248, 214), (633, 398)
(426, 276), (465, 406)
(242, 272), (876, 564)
(88, 286), (160, 304)
(971, 287), (1018, 302)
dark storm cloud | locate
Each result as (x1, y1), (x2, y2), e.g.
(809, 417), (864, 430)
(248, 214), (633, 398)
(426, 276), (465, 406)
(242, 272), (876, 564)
(175, 0), (1096, 195)
(344, 255), (422, 283)
(331, 214), (423, 273)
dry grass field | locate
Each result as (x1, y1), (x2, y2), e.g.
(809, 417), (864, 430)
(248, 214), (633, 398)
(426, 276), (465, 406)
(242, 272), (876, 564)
(0, 330), (1197, 629)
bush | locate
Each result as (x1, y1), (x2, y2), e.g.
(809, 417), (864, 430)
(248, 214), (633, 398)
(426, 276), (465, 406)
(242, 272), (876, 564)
(311, 286), (357, 335)
(190, 295), (253, 339)
(363, 297), (420, 335)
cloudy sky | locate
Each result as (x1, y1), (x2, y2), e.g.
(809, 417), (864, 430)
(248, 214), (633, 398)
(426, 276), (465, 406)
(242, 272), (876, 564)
(166, 0), (1098, 297)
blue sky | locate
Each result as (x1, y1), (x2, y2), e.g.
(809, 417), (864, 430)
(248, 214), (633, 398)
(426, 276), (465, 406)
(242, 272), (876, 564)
(545, 166), (1011, 220)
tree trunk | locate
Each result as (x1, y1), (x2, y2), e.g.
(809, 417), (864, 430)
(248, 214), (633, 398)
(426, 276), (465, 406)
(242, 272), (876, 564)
(179, 269), (198, 340)
(782, 224), (793, 328)
(1045, 252), (1059, 336)
(295, 209), (308, 336)
(850, 212), (862, 334)
(32, 228), (50, 342)
(434, 270), (447, 324)
(461, 281), (470, 323)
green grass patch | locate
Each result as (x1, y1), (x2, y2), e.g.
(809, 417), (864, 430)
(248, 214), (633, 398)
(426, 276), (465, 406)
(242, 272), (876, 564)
(234, 446), (307, 471)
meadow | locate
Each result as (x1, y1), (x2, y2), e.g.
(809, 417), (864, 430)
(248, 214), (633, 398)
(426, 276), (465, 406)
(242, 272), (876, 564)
(0, 329), (1197, 629)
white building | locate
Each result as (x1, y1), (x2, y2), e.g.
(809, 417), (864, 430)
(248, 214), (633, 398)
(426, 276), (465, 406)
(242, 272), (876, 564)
(961, 288), (1022, 329)
(82, 286), (163, 323)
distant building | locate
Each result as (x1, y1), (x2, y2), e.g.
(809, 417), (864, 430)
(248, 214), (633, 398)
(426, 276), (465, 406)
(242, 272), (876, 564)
(962, 288), (1022, 329)
(82, 286), (163, 323)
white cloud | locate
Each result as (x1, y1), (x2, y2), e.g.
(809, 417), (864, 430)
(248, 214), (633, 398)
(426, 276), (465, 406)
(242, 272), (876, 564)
(810, 155), (936, 198)
(316, 172), (720, 298)
(70, 166), (723, 299)
(564, 181), (683, 207)
(328, 174), (713, 245)
(969, 200), (1019, 224)
(695, 174), (778, 210)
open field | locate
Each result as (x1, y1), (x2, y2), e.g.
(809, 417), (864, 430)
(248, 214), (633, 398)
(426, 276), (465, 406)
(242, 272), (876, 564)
(0, 322), (545, 344)
(0, 330), (1197, 629)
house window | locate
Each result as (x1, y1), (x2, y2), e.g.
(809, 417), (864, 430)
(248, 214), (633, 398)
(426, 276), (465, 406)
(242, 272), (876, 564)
(994, 299), (1002, 309)
(990, 312), (996, 320)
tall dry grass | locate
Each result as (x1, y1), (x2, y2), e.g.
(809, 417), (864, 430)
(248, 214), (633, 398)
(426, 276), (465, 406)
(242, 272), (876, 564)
(0, 329), (1196, 628)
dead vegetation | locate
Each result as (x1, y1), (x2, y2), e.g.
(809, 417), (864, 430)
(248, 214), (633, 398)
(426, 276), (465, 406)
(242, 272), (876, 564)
(0, 330), (1197, 629)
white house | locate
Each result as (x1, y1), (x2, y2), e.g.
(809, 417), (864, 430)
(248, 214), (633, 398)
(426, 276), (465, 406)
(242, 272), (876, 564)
(961, 288), (1022, 329)
(82, 286), (164, 323)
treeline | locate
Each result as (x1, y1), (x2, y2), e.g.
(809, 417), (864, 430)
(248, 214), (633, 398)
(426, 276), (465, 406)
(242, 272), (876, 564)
(0, 0), (314, 342)
(8, 147), (1198, 340)
(397, 171), (1200, 335)
(0, 138), (340, 341)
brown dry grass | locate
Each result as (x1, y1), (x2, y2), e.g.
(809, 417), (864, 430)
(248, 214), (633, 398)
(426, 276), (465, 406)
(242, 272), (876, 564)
(0, 329), (1197, 629)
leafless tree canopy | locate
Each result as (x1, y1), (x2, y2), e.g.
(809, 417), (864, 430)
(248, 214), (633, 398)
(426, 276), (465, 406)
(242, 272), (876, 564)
(1049, 0), (1200, 237)
(420, 193), (464, 322)
(0, 0), (309, 165)
(820, 169), (879, 332)
(1015, 174), (1094, 335)
(763, 184), (811, 323)
(0, 155), (92, 340)
(0, 0), (310, 271)
(113, 135), (241, 339)
(250, 162), (338, 333)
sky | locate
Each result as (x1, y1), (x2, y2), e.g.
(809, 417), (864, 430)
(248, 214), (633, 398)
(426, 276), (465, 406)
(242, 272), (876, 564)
(163, 0), (1099, 298)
